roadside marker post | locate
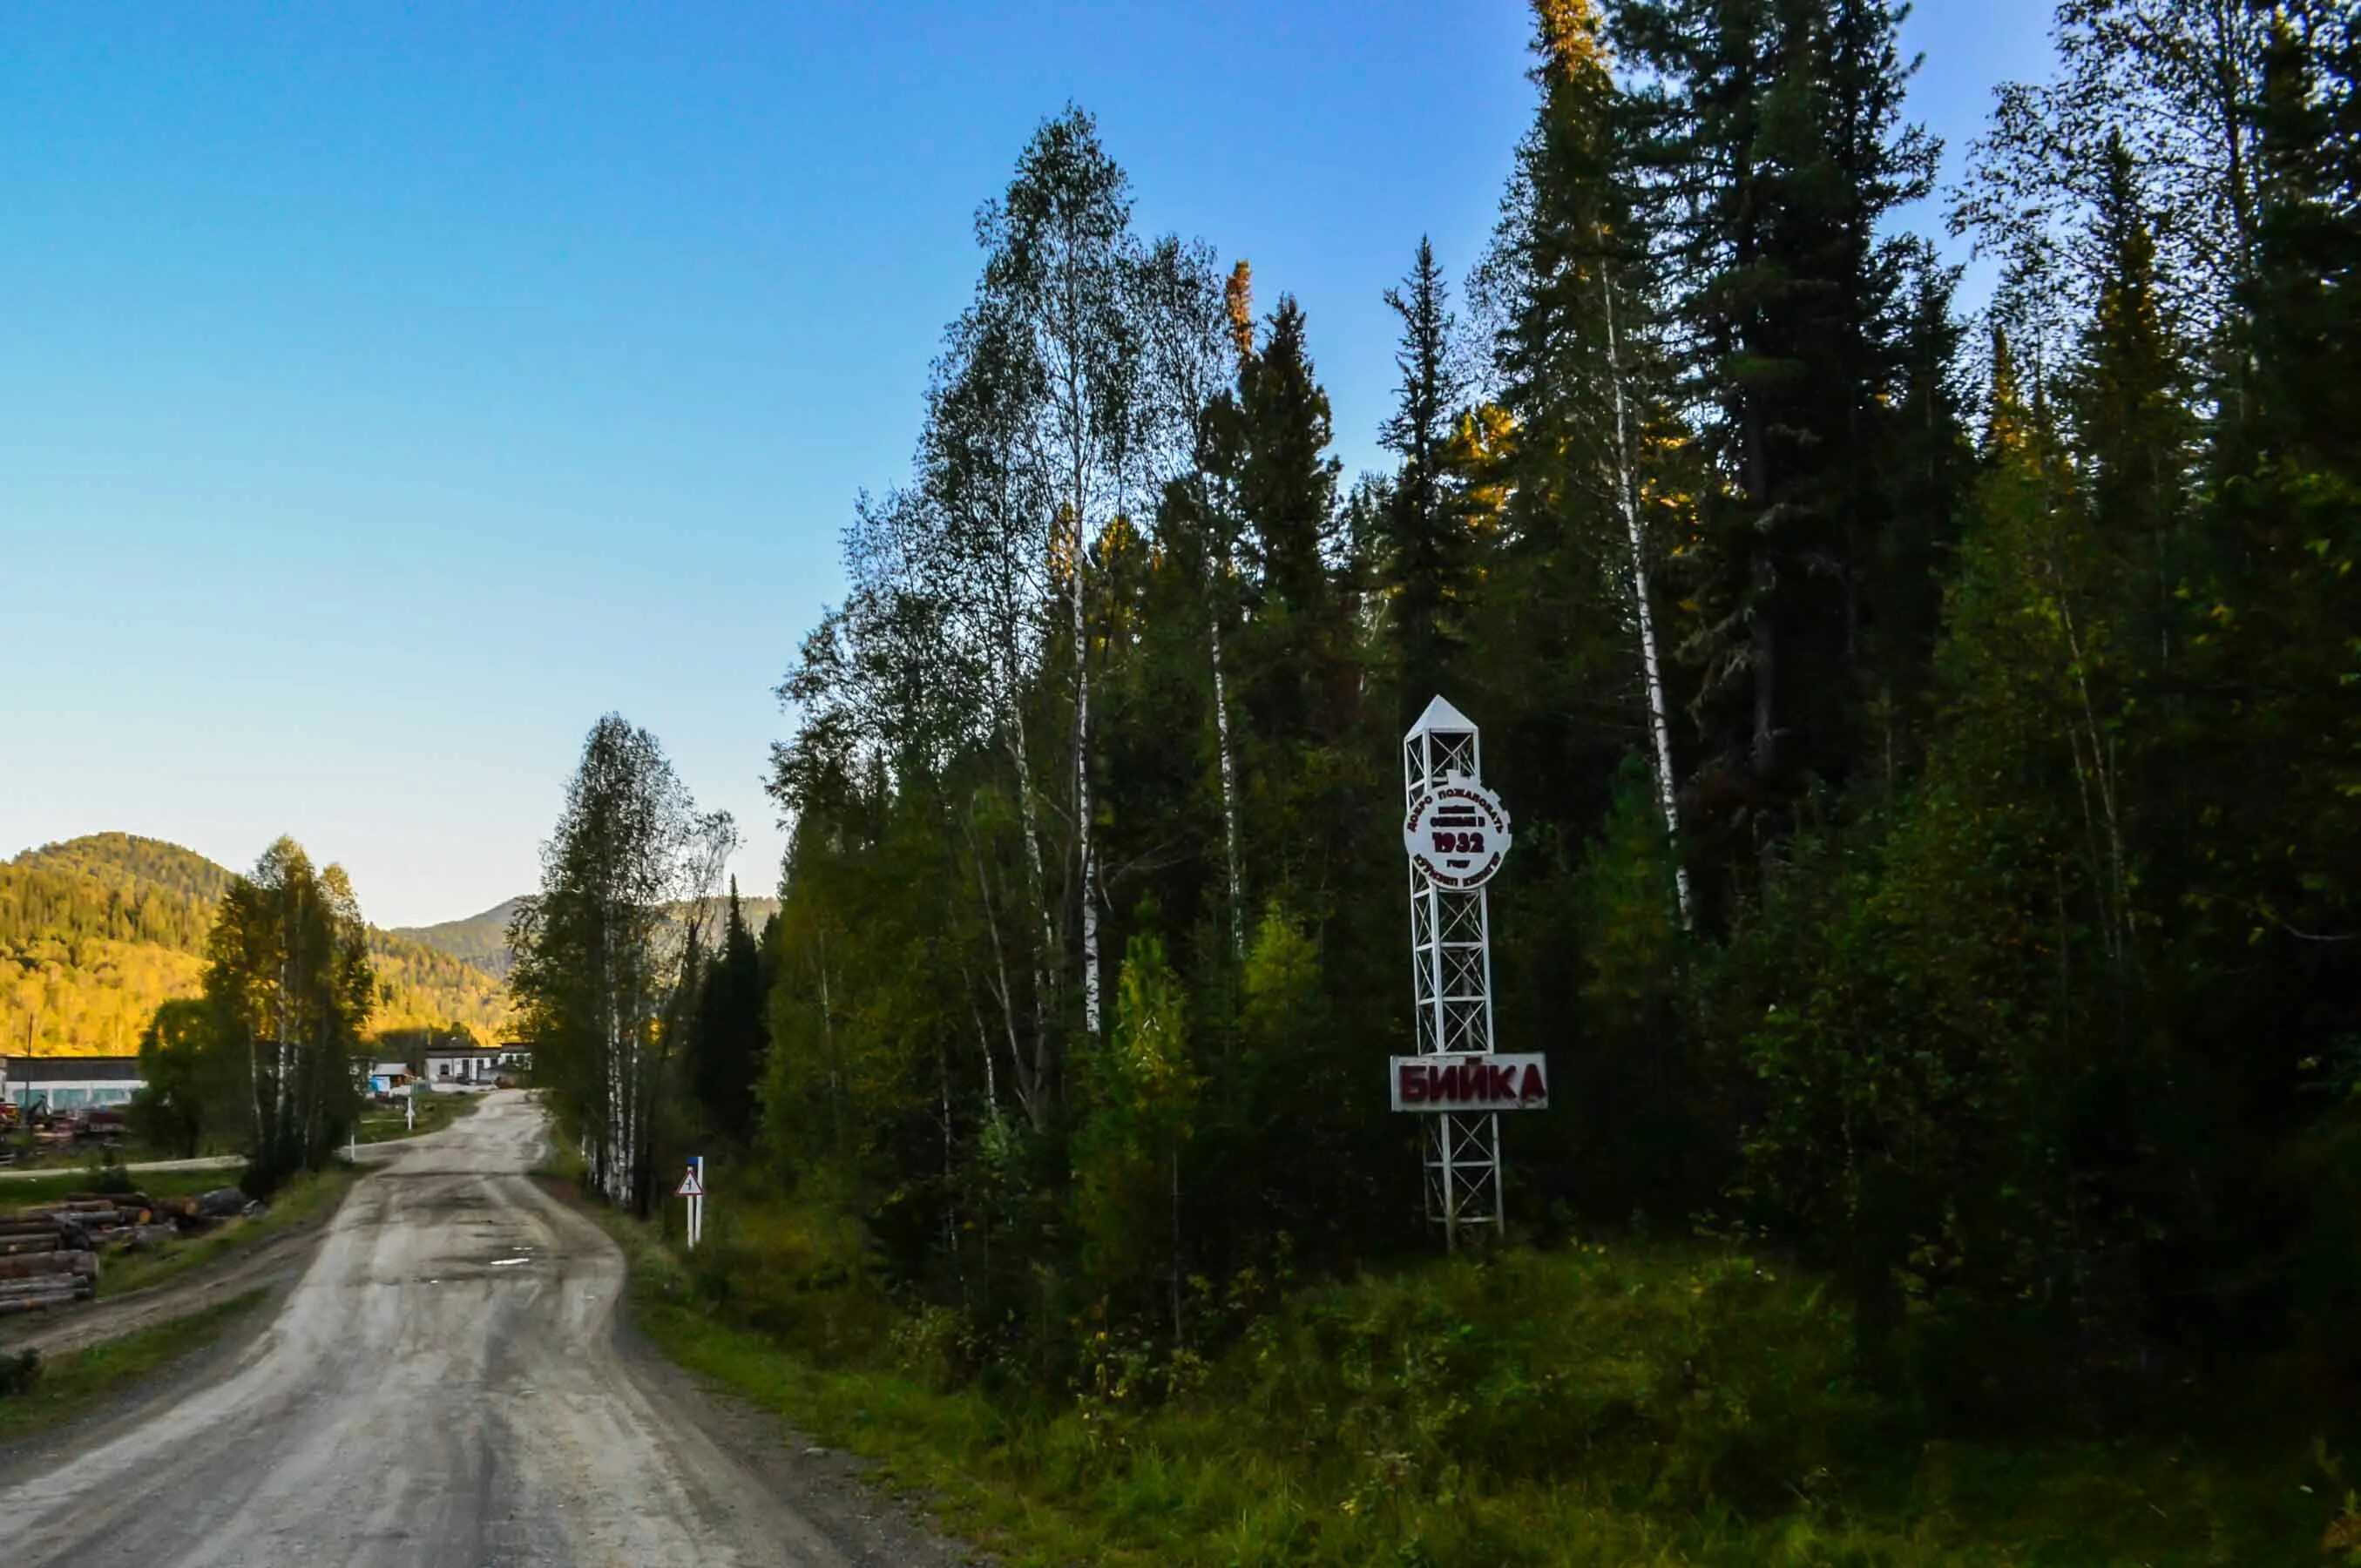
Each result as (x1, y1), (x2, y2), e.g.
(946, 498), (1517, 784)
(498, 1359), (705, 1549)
(677, 1157), (706, 1249)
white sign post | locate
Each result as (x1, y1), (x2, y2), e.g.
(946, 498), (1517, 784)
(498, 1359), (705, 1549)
(676, 1157), (706, 1250)
(1399, 696), (1539, 1251)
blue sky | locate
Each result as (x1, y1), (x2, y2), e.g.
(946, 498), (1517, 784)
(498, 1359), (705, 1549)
(0, 1), (2058, 928)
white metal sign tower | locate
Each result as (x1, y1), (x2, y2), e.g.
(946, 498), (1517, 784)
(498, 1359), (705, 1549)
(1403, 695), (1503, 1248)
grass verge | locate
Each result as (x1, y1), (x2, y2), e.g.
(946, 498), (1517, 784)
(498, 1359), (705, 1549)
(356, 1090), (483, 1145)
(0, 1141), (193, 1174)
(0, 1167), (234, 1210)
(565, 1187), (2352, 1568)
(0, 1289), (266, 1443)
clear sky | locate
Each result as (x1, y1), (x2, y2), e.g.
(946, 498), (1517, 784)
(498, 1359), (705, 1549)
(0, 1), (2059, 929)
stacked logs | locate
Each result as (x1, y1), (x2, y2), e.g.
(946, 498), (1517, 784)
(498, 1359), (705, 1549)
(0, 1211), (98, 1316)
(0, 1188), (239, 1317)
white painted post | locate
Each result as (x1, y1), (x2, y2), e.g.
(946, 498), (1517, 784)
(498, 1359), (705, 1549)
(680, 1156), (707, 1250)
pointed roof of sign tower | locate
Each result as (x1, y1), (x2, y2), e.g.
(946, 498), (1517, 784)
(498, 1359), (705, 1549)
(1405, 693), (1477, 737)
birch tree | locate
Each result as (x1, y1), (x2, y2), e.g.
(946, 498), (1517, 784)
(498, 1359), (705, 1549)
(1952, 0), (2270, 408)
(1147, 253), (1249, 956)
(200, 837), (373, 1187)
(511, 714), (733, 1214)
(975, 107), (1158, 1047)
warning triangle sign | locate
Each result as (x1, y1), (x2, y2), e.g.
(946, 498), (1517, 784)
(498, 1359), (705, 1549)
(676, 1167), (704, 1198)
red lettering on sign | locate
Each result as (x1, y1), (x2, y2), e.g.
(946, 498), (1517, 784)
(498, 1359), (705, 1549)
(1391, 1056), (1548, 1111)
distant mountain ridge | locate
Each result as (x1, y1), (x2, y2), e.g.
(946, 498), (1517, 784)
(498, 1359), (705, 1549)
(390, 897), (527, 979)
(17, 833), (237, 905)
(2, 833), (511, 1057)
(392, 892), (781, 978)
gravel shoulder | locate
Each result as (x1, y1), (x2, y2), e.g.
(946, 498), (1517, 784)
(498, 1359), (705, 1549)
(547, 1182), (974, 1568)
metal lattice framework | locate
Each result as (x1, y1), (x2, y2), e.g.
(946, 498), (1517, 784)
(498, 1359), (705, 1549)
(1404, 695), (1501, 1248)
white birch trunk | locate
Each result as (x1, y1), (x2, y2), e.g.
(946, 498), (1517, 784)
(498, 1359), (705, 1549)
(964, 823), (1026, 1127)
(274, 950), (291, 1151)
(1073, 546), (1102, 1041)
(248, 1025), (265, 1158)
(1076, 682), (1102, 1036)
(1601, 270), (1694, 928)
(1208, 580), (1244, 959)
(1004, 702), (1058, 1058)
(604, 916), (626, 1206)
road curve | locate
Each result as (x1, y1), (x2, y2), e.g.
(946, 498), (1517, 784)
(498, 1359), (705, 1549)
(0, 1092), (917, 1566)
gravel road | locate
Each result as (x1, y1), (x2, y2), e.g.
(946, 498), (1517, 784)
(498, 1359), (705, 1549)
(0, 1091), (965, 1567)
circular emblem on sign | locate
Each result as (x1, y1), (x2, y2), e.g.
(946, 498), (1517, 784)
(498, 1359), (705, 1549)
(1404, 774), (1512, 889)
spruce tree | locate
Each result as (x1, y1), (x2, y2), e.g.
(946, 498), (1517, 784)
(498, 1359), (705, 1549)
(1375, 238), (1470, 720)
(1237, 298), (1339, 639)
(691, 880), (770, 1146)
(1477, 0), (1692, 913)
(1872, 240), (1973, 727)
(2072, 131), (2191, 662)
(1235, 294), (1345, 742)
(1617, 0), (1938, 863)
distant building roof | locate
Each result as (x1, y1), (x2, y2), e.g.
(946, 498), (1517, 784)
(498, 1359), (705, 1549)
(3, 1056), (144, 1084)
(423, 1045), (524, 1059)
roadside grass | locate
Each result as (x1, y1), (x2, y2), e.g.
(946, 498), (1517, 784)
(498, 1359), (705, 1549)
(100, 1164), (356, 1299)
(0, 1140), (201, 1173)
(0, 1289), (267, 1443)
(0, 1168), (232, 1210)
(572, 1189), (2346, 1568)
(355, 1091), (482, 1145)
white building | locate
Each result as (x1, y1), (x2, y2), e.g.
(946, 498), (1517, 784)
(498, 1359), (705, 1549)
(420, 1044), (531, 1088)
(1, 1055), (144, 1112)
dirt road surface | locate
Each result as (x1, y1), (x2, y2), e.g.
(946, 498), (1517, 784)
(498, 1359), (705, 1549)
(0, 1092), (965, 1567)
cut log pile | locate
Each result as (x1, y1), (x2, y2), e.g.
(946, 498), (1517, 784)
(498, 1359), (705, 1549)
(0, 1187), (247, 1317)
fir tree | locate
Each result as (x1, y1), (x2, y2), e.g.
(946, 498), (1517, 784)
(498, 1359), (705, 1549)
(1235, 294), (1346, 749)
(2072, 130), (2192, 663)
(1618, 0), (1938, 865)
(1375, 238), (1470, 720)
(690, 879), (769, 1146)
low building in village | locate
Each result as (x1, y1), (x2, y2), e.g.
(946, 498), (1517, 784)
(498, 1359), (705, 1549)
(1, 1055), (145, 1113)
(420, 1044), (532, 1088)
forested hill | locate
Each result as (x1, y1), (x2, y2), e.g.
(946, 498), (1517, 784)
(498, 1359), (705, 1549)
(17, 833), (237, 906)
(394, 893), (781, 979)
(390, 897), (527, 978)
(0, 834), (511, 1056)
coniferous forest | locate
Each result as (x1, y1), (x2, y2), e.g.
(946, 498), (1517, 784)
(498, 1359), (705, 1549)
(506, 1), (2359, 1558)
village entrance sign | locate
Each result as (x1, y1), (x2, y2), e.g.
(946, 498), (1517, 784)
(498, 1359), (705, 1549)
(1393, 696), (1547, 1250)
